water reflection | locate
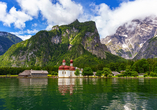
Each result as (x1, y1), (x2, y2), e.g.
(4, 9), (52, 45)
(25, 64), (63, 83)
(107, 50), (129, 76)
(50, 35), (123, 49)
(138, 78), (144, 85)
(0, 78), (157, 109)
(19, 78), (48, 86)
(19, 78), (48, 94)
(58, 78), (83, 95)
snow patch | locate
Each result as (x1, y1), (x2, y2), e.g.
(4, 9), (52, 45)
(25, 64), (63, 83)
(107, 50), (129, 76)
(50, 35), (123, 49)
(108, 39), (112, 43)
(122, 44), (128, 49)
(141, 28), (151, 32)
(122, 35), (128, 37)
(139, 43), (143, 48)
(152, 19), (157, 24)
(147, 26), (153, 30)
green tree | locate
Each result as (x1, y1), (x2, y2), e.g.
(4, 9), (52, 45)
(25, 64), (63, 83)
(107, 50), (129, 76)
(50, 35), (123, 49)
(124, 69), (132, 76)
(154, 66), (157, 73)
(102, 67), (112, 77)
(75, 69), (80, 76)
(131, 71), (138, 77)
(96, 70), (102, 77)
(150, 72), (157, 77)
(119, 63), (126, 71)
(82, 67), (93, 76)
(50, 71), (58, 75)
(132, 59), (149, 73)
(110, 63), (116, 71)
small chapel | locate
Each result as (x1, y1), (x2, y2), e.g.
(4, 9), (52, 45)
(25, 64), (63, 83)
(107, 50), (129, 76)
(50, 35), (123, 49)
(58, 60), (83, 77)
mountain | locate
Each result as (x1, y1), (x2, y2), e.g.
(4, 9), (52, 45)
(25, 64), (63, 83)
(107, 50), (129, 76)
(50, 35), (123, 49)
(0, 20), (125, 67)
(101, 16), (157, 59)
(0, 31), (22, 55)
(134, 35), (157, 59)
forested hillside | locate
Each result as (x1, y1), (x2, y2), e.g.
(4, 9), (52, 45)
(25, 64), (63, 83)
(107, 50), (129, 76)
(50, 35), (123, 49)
(0, 31), (22, 55)
(0, 20), (125, 67)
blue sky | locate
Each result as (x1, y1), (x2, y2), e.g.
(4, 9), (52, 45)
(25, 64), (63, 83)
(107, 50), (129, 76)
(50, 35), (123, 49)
(0, 0), (157, 40)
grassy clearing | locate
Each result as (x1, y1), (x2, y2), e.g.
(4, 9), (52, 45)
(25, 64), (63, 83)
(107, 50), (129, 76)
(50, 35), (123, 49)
(0, 75), (18, 77)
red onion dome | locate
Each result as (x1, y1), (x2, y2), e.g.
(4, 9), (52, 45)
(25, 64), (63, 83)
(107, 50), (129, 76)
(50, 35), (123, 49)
(59, 65), (64, 70)
(64, 65), (70, 70)
(70, 66), (75, 71)
(70, 59), (73, 63)
(62, 60), (66, 62)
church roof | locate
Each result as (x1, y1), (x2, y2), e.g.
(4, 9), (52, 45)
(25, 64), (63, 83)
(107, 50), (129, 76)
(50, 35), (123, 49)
(70, 59), (73, 63)
(59, 65), (64, 70)
(70, 66), (75, 70)
(64, 66), (70, 70)
(59, 60), (75, 71)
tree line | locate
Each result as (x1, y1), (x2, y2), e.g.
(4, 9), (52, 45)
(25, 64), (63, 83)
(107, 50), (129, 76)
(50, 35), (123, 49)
(0, 66), (58, 75)
(1, 58), (157, 77)
(75, 58), (157, 77)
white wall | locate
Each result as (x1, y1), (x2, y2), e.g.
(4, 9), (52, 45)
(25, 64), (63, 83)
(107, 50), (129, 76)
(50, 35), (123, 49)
(58, 70), (83, 77)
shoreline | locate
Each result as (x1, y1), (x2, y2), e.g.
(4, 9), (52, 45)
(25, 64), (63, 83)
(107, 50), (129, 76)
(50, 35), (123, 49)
(1, 75), (157, 78)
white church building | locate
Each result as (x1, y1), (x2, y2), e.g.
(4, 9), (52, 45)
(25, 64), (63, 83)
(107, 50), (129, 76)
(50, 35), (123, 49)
(58, 60), (83, 77)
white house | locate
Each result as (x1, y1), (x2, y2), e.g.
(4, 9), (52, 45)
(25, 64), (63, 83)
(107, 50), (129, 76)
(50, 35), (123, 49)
(58, 60), (83, 77)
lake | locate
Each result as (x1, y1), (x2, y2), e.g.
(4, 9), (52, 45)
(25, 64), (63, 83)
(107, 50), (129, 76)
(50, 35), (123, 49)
(0, 78), (157, 110)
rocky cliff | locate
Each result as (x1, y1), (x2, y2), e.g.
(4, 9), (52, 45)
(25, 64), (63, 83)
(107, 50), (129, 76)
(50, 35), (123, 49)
(134, 35), (157, 59)
(0, 31), (22, 55)
(101, 16), (157, 59)
(0, 20), (124, 67)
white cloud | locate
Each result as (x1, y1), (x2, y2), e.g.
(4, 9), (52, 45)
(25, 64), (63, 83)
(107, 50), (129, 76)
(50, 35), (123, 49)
(0, 2), (32, 29)
(32, 23), (37, 27)
(16, 0), (83, 25)
(2, 0), (157, 40)
(0, 2), (7, 20)
(0, 0), (83, 30)
(26, 29), (38, 34)
(46, 24), (54, 30)
(91, 0), (157, 38)
(78, 13), (92, 22)
(11, 29), (38, 35)
(10, 29), (39, 40)
(16, 0), (40, 17)
(18, 35), (32, 41)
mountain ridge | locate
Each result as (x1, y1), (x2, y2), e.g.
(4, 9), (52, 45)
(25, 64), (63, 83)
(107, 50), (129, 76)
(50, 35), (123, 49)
(0, 31), (22, 55)
(0, 20), (125, 67)
(101, 16), (157, 59)
(134, 35), (157, 59)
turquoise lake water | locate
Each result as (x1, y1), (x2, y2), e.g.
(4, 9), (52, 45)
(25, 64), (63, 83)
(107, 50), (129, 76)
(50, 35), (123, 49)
(0, 78), (157, 110)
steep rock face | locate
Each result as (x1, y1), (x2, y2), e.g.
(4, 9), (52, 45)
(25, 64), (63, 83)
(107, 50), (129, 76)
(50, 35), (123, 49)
(101, 16), (157, 59)
(134, 35), (157, 59)
(0, 20), (117, 67)
(82, 29), (109, 59)
(51, 20), (110, 59)
(0, 31), (22, 55)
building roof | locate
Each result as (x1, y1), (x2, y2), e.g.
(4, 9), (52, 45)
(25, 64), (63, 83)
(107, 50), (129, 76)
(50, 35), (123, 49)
(59, 60), (75, 71)
(19, 70), (48, 75)
(70, 59), (73, 63)
(70, 66), (75, 70)
(59, 65), (64, 70)
(112, 71), (120, 76)
(31, 70), (48, 74)
(64, 66), (70, 70)
(19, 70), (31, 76)
(62, 60), (66, 62)
(59, 65), (75, 71)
